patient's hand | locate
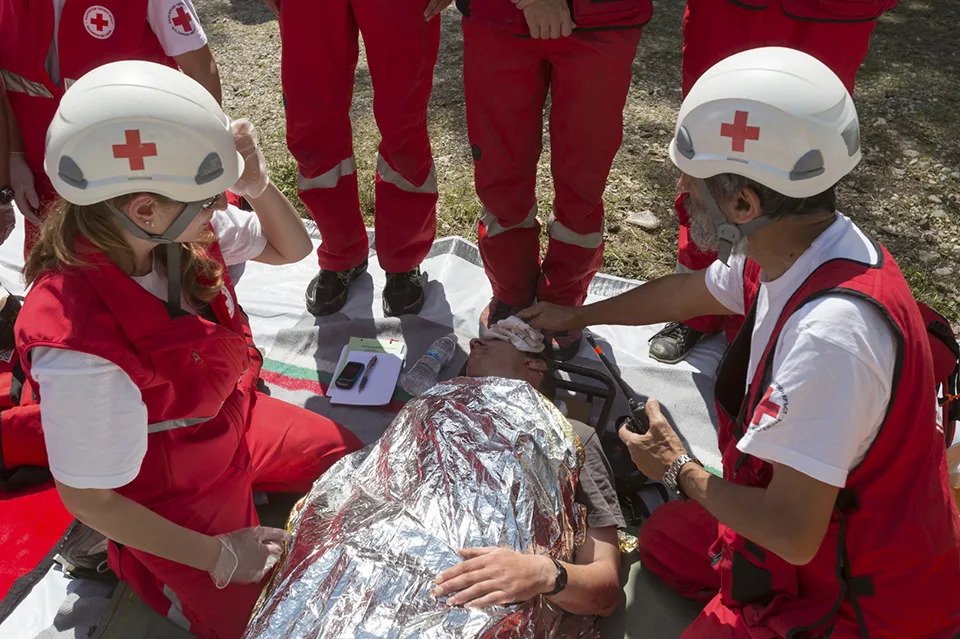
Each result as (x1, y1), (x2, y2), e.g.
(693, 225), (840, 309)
(433, 547), (555, 608)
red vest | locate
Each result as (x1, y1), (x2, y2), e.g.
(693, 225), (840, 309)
(720, 0), (897, 22)
(711, 243), (960, 638)
(0, 0), (175, 199)
(15, 241), (262, 516)
(457, 0), (652, 35)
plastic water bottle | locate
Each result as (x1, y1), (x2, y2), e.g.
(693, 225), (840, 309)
(400, 333), (458, 396)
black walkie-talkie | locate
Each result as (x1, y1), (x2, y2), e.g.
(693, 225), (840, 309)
(585, 335), (649, 434)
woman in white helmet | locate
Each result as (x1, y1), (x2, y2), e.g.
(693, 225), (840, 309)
(15, 61), (363, 639)
(520, 47), (960, 638)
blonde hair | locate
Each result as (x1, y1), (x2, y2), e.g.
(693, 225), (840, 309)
(24, 195), (224, 305)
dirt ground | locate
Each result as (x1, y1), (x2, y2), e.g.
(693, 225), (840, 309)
(196, 0), (960, 321)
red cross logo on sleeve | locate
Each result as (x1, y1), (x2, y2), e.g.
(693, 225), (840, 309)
(751, 386), (783, 429)
(112, 130), (158, 171)
(720, 111), (761, 153)
(171, 5), (195, 33)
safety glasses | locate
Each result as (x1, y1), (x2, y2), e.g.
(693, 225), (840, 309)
(197, 192), (222, 210)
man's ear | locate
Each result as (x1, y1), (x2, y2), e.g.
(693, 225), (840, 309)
(724, 187), (762, 225)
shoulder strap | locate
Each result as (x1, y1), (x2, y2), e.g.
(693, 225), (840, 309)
(917, 302), (960, 445)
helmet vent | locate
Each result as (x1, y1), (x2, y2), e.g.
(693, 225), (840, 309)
(841, 120), (861, 157)
(58, 156), (88, 189)
(195, 153), (224, 185)
(675, 126), (696, 159)
(789, 150), (826, 181)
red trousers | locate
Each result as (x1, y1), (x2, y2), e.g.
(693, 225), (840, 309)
(464, 19), (642, 308)
(279, 0), (440, 273)
(677, 0), (877, 336)
(108, 391), (362, 639)
(640, 501), (862, 639)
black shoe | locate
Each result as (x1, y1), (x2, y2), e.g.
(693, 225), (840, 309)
(648, 322), (706, 364)
(383, 267), (425, 317)
(305, 260), (368, 316)
(479, 297), (524, 331)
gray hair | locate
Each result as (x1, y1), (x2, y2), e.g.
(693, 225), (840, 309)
(703, 173), (837, 221)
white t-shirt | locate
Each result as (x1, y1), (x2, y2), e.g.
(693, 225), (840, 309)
(705, 213), (897, 488)
(46, 0), (208, 86)
(32, 206), (265, 490)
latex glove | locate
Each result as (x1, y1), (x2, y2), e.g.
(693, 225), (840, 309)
(0, 205), (14, 245)
(10, 152), (41, 225)
(209, 526), (291, 589)
(230, 119), (270, 200)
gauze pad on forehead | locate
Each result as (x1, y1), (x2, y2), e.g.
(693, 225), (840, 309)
(483, 316), (545, 354)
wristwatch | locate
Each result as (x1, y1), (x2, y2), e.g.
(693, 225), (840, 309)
(663, 454), (702, 502)
(0, 187), (14, 206)
(544, 558), (568, 596)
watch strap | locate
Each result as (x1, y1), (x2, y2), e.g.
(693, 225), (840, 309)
(544, 557), (567, 596)
(665, 454), (701, 501)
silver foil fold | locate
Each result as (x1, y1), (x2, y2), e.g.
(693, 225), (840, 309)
(246, 377), (597, 639)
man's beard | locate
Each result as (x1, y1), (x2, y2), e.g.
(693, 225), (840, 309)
(685, 195), (747, 257)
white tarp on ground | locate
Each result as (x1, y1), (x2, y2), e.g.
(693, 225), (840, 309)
(0, 217), (725, 638)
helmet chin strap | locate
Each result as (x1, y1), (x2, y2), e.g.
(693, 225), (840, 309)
(107, 200), (206, 314)
(691, 178), (773, 266)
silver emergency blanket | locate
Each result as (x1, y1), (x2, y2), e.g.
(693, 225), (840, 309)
(246, 377), (597, 639)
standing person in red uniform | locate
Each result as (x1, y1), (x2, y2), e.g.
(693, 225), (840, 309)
(459, 0), (649, 360)
(521, 48), (960, 638)
(0, 0), (221, 253)
(15, 61), (363, 639)
(262, 0), (441, 318)
(648, 0), (898, 365)
(0, 81), (14, 245)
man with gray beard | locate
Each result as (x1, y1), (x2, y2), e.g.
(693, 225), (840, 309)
(517, 48), (960, 638)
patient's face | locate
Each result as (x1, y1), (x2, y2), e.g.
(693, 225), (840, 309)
(466, 338), (537, 384)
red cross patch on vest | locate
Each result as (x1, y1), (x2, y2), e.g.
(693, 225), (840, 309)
(83, 5), (115, 39)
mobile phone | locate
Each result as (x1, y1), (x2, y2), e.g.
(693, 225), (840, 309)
(335, 361), (366, 390)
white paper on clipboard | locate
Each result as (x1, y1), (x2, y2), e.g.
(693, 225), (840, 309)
(329, 347), (403, 406)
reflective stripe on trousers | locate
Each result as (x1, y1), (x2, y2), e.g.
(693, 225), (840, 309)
(298, 156), (357, 190)
(0, 68), (54, 98)
(480, 204), (538, 239)
(376, 154), (438, 194)
(163, 585), (191, 631)
(147, 416), (215, 434)
(546, 214), (604, 249)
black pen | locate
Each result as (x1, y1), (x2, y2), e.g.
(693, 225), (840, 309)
(358, 355), (377, 393)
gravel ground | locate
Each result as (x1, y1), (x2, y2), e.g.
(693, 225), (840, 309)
(196, 0), (960, 322)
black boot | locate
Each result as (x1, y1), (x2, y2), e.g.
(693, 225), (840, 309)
(648, 322), (706, 364)
(383, 267), (425, 317)
(305, 260), (368, 316)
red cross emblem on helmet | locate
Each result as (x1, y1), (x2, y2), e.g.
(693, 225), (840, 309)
(720, 111), (761, 153)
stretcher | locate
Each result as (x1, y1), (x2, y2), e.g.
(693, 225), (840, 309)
(0, 221), (716, 638)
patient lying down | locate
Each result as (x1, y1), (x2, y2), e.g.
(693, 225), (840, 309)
(245, 329), (625, 639)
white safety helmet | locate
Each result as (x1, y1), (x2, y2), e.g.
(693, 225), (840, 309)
(45, 60), (241, 205)
(43, 61), (243, 311)
(668, 47), (861, 262)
